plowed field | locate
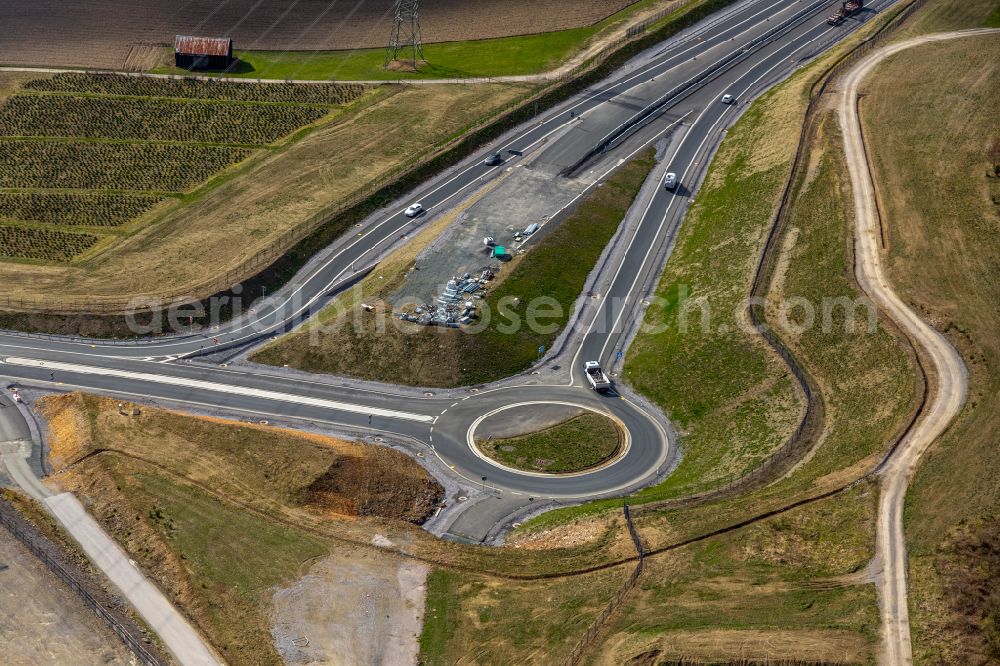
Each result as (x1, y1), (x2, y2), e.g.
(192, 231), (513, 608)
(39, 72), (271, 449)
(0, 0), (638, 70)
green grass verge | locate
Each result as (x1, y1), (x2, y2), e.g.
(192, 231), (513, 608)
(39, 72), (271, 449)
(518, 11), (920, 534)
(254, 148), (657, 387)
(228, 30), (592, 81)
(419, 569), (462, 664)
(150, 0), (705, 81)
(476, 413), (621, 473)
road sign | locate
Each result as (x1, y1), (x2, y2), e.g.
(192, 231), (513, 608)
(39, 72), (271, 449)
(538, 345), (545, 355)
(616, 350), (624, 361)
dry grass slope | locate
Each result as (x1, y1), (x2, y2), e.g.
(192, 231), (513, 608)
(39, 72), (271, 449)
(854, 32), (1000, 664)
(38, 393), (445, 664)
(0, 81), (528, 302)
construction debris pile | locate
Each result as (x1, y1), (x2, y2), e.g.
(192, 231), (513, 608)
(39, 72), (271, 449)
(396, 268), (495, 328)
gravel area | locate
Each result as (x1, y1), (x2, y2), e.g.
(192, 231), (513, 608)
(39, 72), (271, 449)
(271, 550), (428, 666)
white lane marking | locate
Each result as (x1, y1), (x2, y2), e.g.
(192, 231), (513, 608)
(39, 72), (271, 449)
(586, 20), (840, 372)
(464, 401), (631, 478)
(0, 357), (434, 423)
(11, 0), (794, 359)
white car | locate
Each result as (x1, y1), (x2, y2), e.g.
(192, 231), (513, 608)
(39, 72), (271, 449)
(404, 203), (424, 218)
(664, 172), (677, 190)
(721, 93), (735, 105)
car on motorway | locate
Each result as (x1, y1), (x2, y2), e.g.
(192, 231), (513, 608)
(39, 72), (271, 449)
(664, 172), (678, 190)
(404, 203), (424, 218)
(721, 93), (735, 104)
(484, 152), (504, 166)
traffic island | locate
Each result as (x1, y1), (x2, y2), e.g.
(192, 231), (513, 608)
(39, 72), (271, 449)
(474, 405), (623, 474)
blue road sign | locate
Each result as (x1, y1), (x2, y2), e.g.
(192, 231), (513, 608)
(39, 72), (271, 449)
(617, 350), (624, 360)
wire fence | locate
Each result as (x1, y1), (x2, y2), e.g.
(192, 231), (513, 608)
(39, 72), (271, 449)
(0, 497), (166, 666)
(3, 0), (745, 317)
(563, 504), (645, 666)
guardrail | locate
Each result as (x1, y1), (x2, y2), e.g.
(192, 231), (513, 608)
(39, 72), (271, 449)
(564, 0), (831, 175)
(2, 0), (745, 319)
(0, 497), (166, 665)
(563, 504), (645, 666)
(632, 0), (932, 515)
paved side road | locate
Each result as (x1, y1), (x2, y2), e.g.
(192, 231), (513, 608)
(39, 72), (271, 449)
(839, 28), (999, 665)
(44, 493), (223, 666)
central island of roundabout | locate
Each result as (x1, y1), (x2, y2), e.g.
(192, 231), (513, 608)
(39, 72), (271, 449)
(471, 403), (626, 476)
(428, 384), (672, 501)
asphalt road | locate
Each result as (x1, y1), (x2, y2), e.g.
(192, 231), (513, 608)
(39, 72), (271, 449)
(0, 0), (899, 532)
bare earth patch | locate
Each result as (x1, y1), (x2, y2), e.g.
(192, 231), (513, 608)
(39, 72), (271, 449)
(271, 550), (428, 666)
(0, 528), (136, 666)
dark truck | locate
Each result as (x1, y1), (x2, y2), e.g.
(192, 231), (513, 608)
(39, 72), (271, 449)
(827, 0), (863, 25)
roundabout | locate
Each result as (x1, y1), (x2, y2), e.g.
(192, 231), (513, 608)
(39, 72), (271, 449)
(428, 385), (671, 499)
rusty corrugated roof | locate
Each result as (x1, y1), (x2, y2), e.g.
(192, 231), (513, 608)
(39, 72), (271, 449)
(174, 35), (232, 56)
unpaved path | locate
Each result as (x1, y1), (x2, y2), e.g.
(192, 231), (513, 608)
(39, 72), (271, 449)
(838, 28), (999, 665)
(0, 389), (222, 666)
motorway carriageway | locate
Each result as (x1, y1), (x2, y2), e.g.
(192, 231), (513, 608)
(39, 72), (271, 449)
(0, 0), (898, 506)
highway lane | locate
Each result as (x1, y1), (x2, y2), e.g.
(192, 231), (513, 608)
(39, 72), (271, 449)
(0, 0), (855, 360)
(0, 0), (898, 508)
(570, 0), (896, 382)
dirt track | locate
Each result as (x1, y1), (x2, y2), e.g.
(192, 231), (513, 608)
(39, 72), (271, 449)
(0, 0), (636, 70)
(838, 29), (998, 665)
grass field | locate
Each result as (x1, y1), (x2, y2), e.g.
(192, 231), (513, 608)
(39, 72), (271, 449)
(0, 74), (365, 264)
(421, 484), (880, 663)
(854, 32), (1000, 664)
(253, 149), (657, 387)
(419, 564), (632, 665)
(898, 0), (1000, 34)
(476, 413), (621, 473)
(592, 485), (880, 664)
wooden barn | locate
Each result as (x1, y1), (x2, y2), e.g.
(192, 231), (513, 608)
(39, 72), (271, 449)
(174, 35), (233, 70)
